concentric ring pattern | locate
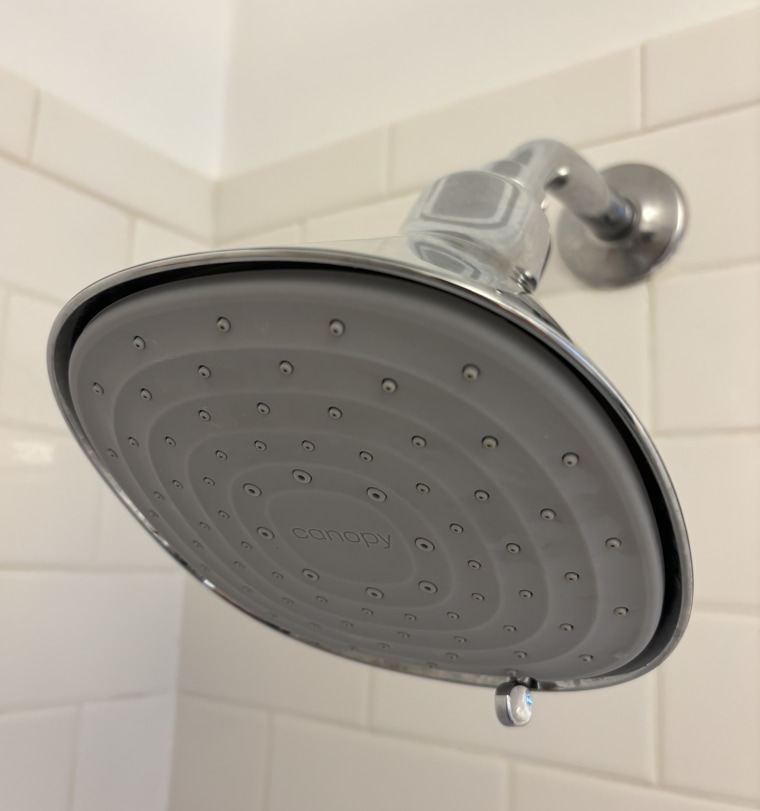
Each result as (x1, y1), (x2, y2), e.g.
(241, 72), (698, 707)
(69, 269), (664, 684)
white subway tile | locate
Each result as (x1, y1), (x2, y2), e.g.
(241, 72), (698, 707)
(33, 96), (213, 240)
(97, 489), (175, 570)
(269, 715), (506, 811)
(652, 264), (760, 432)
(0, 706), (77, 811)
(72, 695), (175, 811)
(216, 128), (388, 240)
(132, 220), (208, 266)
(0, 67), (36, 161)
(515, 764), (750, 811)
(218, 223), (303, 249)
(0, 156), (130, 300)
(657, 434), (760, 608)
(539, 285), (651, 425)
(644, 8), (760, 127)
(583, 107), (760, 272)
(391, 49), (640, 192)
(0, 572), (182, 707)
(0, 293), (66, 429)
(0, 427), (101, 565)
(179, 579), (369, 725)
(305, 194), (418, 242)
(660, 612), (760, 802)
(168, 695), (268, 811)
(372, 669), (656, 782)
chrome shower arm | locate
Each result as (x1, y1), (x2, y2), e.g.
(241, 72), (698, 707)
(402, 138), (686, 290)
(489, 139), (634, 241)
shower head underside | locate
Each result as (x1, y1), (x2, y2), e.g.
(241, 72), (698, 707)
(50, 140), (691, 727)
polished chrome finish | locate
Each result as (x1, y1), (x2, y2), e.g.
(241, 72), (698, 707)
(495, 681), (534, 727)
(48, 137), (692, 704)
(557, 163), (687, 288)
(401, 167), (550, 293)
(496, 139), (634, 240)
(403, 138), (685, 291)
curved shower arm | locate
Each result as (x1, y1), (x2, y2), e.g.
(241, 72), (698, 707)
(487, 139), (634, 241)
(402, 137), (686, 290)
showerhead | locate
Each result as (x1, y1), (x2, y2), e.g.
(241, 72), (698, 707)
(49, 139), (691, 726)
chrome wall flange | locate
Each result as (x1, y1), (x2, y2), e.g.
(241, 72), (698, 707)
(557, 163), (687, 288)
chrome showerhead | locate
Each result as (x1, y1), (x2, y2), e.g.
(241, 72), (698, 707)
(49, 139), (691, 727)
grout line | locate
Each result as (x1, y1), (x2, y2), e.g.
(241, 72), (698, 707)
(640, 97), (760, 137)
(0, 287), (13, 392)
(364, 667), (376, 729)
(0, 146), (211, 244)
(384, 125), (395, 194)
(0, 563), (181, 574)
(654, 668), (665, 787)
(65, 704), (83, 811)
(213, 0), (237, 201)
(217, 189), (399, 245)
(26, 88), (42, 165)
(638, 43), (647, 130)
(506, 756), (517, 809)
(658, 257), (760, 279)
(163, 692), (180, 811)
(179, 688), (371, 736)
(168, 581), (188, 692)
(214, 221), (304, 249)
(691, 602), (760, 618)
(89, 486), (108, 569)
(588, 99), (760, 150)
(578, 99), (759, 151)
(652, 668), (663, 786)
(389, 177), (430, 198)
(126, 214), (138, 265)
(646, 279), (658, 433)
(261, 710), (275, 811)
(508, 756), (760, 810)
(28, 91), (44, 166)
(0, 690), (174, 719)
(652, 426), (760, 441)
(636, 44), (645, 131)
(211, 167), (223, 248)
(0, 415), (76, 437)
(264, 703), (509, 762)
(0, 280), (65, 308)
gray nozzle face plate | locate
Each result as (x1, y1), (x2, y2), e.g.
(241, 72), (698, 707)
(69, 269), (663, 685)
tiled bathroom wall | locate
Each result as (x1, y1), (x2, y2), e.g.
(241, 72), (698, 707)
(0, 82), (210, 810)
(175, 8), (760, 811)
(2, 6), (758, 811)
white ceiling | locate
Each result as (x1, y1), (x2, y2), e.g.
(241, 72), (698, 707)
(0, 0), (234, 174)
(0, 0), (756, 177)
